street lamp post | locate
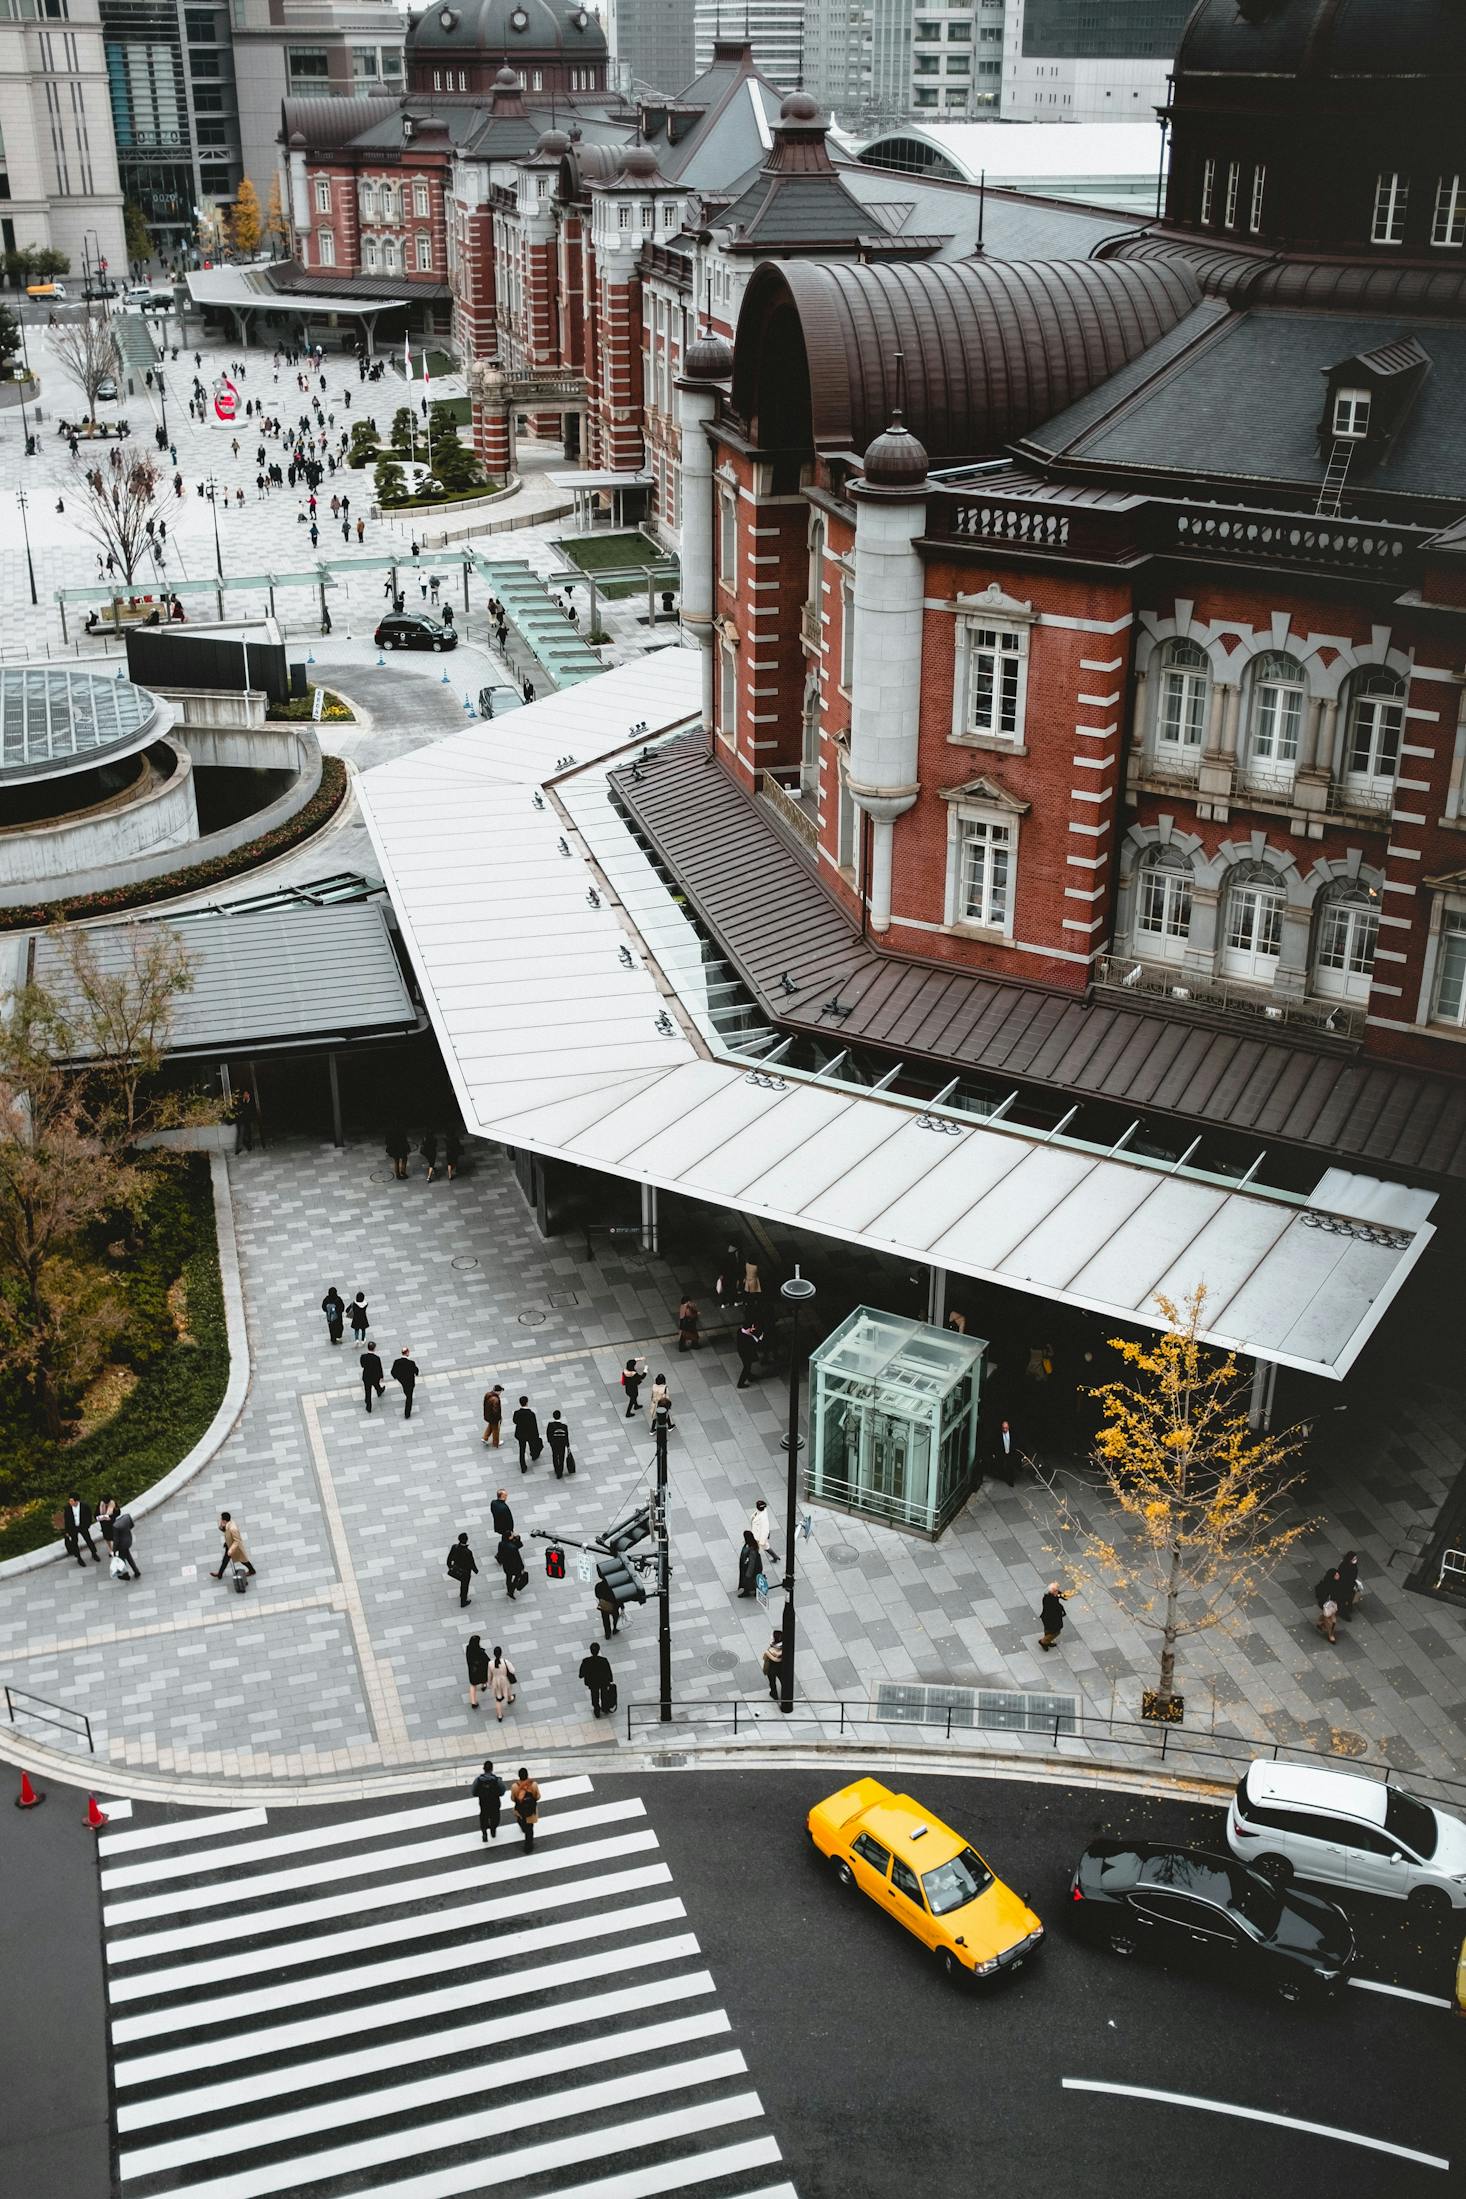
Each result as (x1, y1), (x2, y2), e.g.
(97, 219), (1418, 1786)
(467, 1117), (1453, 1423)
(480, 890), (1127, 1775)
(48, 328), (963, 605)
(778, 1265), (816, 1714)
(16, 488), (36, 607)
(204, 472), (223, 579)
(155, 368), (169, 450)
(652, 1402), (672, 1723)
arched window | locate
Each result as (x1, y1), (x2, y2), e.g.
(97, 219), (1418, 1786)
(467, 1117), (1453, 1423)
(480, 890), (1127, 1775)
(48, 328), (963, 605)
(382, 236), (399, 273)
(1342, 667), (1404, 789)
(1134, 845), (1194, 963)
(807, 511), (825, 626)
(1154, 636), (1210, 756)
(1222, 860), (1286, 984)
(1313, 879), (1380, 1003)
(1246, 652), (1307, 780)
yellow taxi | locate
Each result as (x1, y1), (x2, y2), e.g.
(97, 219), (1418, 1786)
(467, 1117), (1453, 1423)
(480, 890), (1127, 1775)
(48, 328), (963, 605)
(807, 1777), (1044, 1984)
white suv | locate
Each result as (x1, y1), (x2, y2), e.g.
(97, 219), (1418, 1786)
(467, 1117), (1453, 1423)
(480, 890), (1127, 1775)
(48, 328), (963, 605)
(1228, 1761), (1466, 1915)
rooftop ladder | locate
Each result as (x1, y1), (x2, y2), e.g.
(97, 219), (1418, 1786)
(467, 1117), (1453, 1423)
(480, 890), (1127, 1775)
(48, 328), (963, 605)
(1315, 439), (1354, 518)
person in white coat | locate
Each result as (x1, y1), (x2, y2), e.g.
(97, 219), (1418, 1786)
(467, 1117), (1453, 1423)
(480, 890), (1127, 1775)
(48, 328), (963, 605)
(488, 1646), (517, 1722)
(749, 1499), (776, 1565)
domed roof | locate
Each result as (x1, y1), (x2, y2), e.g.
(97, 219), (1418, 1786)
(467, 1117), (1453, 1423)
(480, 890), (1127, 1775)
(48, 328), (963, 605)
(493, 62), (518, 87)
(1176, 0), (1466, 83)
(779, 89), (820, 123)
(681, 330), (734, 385)
(860, 410), (929, 494)
(619, 143), (661, 180)
(411, 0), (606, 57)
(534, 127), (572, 156)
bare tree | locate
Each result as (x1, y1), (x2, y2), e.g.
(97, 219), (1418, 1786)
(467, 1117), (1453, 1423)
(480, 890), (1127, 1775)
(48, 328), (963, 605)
(46, 920), (220, 1152)
(52, 308), (122, 418)
(70, 443), (174, 587)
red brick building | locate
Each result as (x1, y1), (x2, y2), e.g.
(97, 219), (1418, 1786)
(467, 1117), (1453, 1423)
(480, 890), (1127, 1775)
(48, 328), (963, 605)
(625, 0), (1466, 1188)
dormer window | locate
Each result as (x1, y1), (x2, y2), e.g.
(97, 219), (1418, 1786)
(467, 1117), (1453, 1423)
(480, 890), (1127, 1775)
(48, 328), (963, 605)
(1332, 388), (1371, 439)
(1371, 171), (1408, 246)
(1433, 174), (1465, 249)
(1199, 157), (1215, 224)
(1223, 160), (1240, 229)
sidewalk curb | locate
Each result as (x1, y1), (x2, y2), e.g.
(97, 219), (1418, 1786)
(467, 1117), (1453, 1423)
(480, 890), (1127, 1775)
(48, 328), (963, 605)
(0, 1152), (251, 1580)
(0, 1720), (1234, 1812)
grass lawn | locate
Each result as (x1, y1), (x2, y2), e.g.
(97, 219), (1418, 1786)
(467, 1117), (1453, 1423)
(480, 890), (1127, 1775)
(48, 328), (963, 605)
(0, 1154), (230, 1561)
(553, 533), (679, 600)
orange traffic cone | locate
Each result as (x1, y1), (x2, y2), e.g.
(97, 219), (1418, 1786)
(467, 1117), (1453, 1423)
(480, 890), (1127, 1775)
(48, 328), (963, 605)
(14, 1771), (45, 1809)
(84, 1795), (109, 1831)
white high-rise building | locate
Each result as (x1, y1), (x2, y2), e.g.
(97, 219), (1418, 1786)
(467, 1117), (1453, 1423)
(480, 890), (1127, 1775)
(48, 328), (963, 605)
(692, 0), (805, 91)
(804, 0), (1004, 128)
(0, 0), (125, 275)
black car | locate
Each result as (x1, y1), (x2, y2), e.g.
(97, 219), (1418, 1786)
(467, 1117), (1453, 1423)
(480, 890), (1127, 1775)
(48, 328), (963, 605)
(374, 613), (457, 653)
(1068, 1840), (1355, 2003)
(477, 683), (524, 718)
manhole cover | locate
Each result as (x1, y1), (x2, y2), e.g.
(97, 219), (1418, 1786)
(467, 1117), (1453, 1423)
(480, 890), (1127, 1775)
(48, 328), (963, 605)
(368, 1169), (392, 1183)
(451, 1256), (479, 1271)
(547, 1291), (581, 1309)
(518, 1310), (547, 1327)
(707, 1650), (739, 1671)
(828, 1546), (860, 1568)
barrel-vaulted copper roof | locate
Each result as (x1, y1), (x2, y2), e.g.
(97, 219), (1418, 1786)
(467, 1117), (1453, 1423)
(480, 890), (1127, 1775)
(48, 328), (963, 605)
(731, 254), (1201, 461)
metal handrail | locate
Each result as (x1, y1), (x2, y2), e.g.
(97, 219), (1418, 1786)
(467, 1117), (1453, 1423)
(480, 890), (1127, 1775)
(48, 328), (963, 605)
(4, 1683), (94, 1754)
(623, 1695), (1466, 1812)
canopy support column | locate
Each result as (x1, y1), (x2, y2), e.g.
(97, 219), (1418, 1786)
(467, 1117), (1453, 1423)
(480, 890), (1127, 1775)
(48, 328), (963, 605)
(925, 1265), (947, 1330)
(640, 1182), (659, 1255)
(1248, 1354), (1277, 1432)
(327, 1051), (343, 1148)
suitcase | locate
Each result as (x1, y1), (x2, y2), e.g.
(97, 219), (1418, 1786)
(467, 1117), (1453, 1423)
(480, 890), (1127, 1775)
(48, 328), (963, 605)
(604, 1680), (618, 1712)
(231, 1562), (250, 1595)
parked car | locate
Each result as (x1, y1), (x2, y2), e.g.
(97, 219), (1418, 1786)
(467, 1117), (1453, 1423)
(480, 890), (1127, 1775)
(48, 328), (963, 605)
(96, 374), (120, 401)
(807, 1777), (1043, 1985)
(374, 613), (457, 653)
(1069, 1838), (1355, 2003)
(477, 683), (523, 719)
(1227, 1760), (1466, 1914)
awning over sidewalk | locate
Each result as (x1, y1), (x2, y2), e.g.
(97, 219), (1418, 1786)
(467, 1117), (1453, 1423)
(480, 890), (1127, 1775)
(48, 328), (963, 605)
(357, 650), (1436, 1378)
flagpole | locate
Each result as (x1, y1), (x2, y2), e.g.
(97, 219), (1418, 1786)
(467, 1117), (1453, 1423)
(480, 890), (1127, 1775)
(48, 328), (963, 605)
(423, 348), (432, 476)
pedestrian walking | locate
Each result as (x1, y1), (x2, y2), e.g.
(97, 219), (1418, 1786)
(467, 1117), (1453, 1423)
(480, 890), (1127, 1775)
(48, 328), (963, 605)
(419, 1131), (438, 1182)
(360, 1340), (385, 1411)
(95, 1496), (118, 1559)
(233, 1086), (257, 1153)
(489, 1646), (517, 1720)
(621, 1356), (645, 1416)
(444, 1128), (462, 1180)
(649, 1373), (673, 1424)
(749, 1498), (776, 1564)
(992, 1417), (1017, 1487)
(736, 1528), (762, 1597)
(60, 1494), (100, 1567)
(489, 1487), (514, 1539)
(385, 1125), (410, 1180)
(512, 1395), (542, 1472)
(111, 1509), (141, 1580)
(509, 1767), (540, 1849)
(595, 1570), (621, 1637)
(761, 1629), (783, 1700)
(355, 517), (364, 543)
(348, 1292), (370, 1341)
(321, 1284), (345, 1345)
(1038, 1581), (1069, 1651)
(497, 1531), (528, 1598)
(472, 1756), (504, 1835)
(483, 1383), (504, 1447)
(210, 1511), (255, 1581)
(1334, 1550), (1361, 1619)
(546, 1410), (574, 1479)
(446, 1531), (478, 1607)
(1314, 1569), (1341, 1643)
(735, 1318), (764, 1389)
(466, 1635), (490, 1711)
(390, 1347), (419, 1418)
(743, 1260), (762, 1302)
(579, 1643), (615, 1717)
(676, 1295), (701, 1353)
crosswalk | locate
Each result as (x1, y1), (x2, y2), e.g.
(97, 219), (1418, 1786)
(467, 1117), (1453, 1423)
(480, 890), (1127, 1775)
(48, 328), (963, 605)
(99, 1778), (797, 2199)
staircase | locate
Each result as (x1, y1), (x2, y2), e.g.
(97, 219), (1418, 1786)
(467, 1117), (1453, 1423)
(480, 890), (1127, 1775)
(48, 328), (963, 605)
(1316, 438), (1354, 517)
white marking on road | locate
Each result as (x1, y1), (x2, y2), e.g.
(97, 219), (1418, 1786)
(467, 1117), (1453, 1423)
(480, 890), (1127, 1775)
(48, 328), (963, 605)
(262, 2128), (781, 2199)
(117, 1971), (717, 2120)
(121, 2058), (755, 2195)
(109, 1899), (690, 2043)
(103, 1795), (643, 1920)
(1062, 2078), (1449, 2170)
(97, 1808), (266, 1854)
(106, 1827), (661, 1959)
(1349, 1976), (1454, 2009)
(97, 1799), (134, 1821)
(99, 1777), (593, 1887)
(105, 1862), (675, 2001)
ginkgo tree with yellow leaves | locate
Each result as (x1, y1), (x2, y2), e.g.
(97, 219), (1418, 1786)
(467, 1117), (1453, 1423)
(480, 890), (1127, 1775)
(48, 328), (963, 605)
(1060, 1286), (1316, 1722)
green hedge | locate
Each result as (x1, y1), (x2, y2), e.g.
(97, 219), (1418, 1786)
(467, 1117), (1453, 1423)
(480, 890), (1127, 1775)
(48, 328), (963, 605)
(0, 1154), (230, 1561)
(0, 756), (348, 930)
(380, 479), (503, 511)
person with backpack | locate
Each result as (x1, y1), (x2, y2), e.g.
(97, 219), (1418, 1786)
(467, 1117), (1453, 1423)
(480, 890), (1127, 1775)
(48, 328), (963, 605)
(446, 1530), (478, 1608)
(510, 1767), (541, 1850)
(320, 1285), (345, 1346)
(472, 1758), (505, 1839)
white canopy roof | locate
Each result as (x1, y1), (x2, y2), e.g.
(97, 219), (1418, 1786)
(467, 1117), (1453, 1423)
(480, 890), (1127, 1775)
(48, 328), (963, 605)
(357, 650), (1434, 1379)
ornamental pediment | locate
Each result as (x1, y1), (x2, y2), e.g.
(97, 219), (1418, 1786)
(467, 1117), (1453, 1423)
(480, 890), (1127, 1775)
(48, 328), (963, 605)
(953, 583), (1036, 624)
(938, 774), (1030, 813)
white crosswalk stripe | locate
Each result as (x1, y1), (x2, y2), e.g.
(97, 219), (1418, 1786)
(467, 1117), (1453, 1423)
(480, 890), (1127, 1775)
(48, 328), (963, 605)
(102, 1781), (796, 2199)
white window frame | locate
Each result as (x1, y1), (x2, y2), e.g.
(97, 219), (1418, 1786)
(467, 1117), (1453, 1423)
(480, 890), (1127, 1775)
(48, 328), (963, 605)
(314, 176), (331, 215)
(361, 180), (376, 220)
(415, 231), (431, 271)
(364, 236), (379, 272)
(1134, 850), (1194, 964)
(839, 575), (855, 694)
(1431, 906), (1466, 1027)
(1249, 162), (1266, 234)
(953, 619), (1028, 745)
(1246, 653), (1306, 783)
(1313, 887), (1379, 1004)
(1372, 171), (1408, 245)
(1221, 875), (1285, 984)
(1332, 387), (1371, 439)
(317, 229), (335, 266)
(945, 804), (1016, 936)
(1432, 173), (1465, 248)
(413, 180), (429, 218)
(382, 236), (399, 273)
(718, 488), (736, 587)
(1342, 669), (1403, 789)
(1153, 638), (1209, 759)
(1199, 157), (1214, 223)
(1223, 159), (1240, 228)
(719, 641), (737, 740)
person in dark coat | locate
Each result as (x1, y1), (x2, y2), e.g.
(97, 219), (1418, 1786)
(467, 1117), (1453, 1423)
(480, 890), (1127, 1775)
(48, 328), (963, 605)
(595, 1571), (621, 1638)
(447, 1531), (478, 1607)
(419, 1131), (438, 1182)
(579, 1643), (614, 1716)
(512, 1395), (541, 1472)
(735, 1318), (764, 1390)
(496, 1531), (528, 1598)
(489, 1488), (514, 1539)
(676, 1295), (700, 1353)
(621, 1358), (644, 1416)
(348, 1292), (370, 1341)
(737, 1528), (762, 1598)
(1039, 1582), (1069, 1651)
(385, 1125), (410, 1180)
(1334, 1550), (1360, 1619)
(466, 1635), (490, 1710)
(546, 1410), (573, 1478)
(360, 1341), (385, 1411)
(993, 1418), (1017, 1487)
(472, 1757), (504, 1838)
(390, 1347), (419, 1418)
(61, 1494), (101, 1566)
(482, 1383), (503, 1447)
(111, 1509), (141, 1579)
(444, 1128), (462, 1180)
(321, 1286), (345, 1345)
(510, 1768), (540, 1850)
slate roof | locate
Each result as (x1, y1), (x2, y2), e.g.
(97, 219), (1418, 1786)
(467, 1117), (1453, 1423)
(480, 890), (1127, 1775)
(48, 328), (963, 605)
(641, 46), (783, 190)
(1029, 306), (1466, 505)
(614, 734), (1466, 1185)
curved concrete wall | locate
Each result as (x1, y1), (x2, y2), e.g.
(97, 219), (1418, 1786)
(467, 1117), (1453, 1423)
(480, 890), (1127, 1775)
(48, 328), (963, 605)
(0, 741), (199, 891)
